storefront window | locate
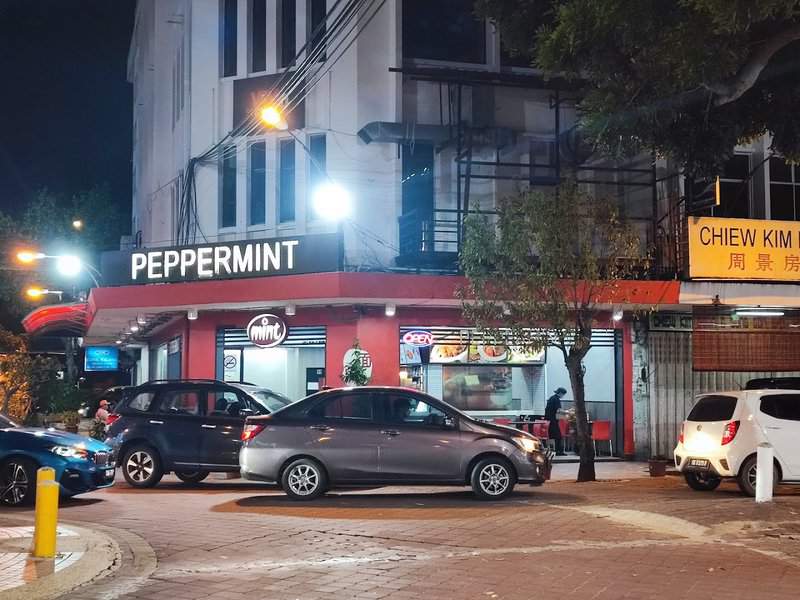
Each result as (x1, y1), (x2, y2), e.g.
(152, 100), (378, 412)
(441, 365), (539, 412)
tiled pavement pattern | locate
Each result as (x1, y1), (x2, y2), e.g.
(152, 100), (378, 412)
(0, 526), (81, 593)
(12, 467), (799, 600)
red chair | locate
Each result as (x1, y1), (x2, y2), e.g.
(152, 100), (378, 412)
(532, 421), (549, 439)
(558, 419), (571, 452)
(493, 417), (512, 426)
(591, 420), (613, 456)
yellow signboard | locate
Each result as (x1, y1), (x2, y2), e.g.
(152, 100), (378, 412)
(688, 216), (800, 280)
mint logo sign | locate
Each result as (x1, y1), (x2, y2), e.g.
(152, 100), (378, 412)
(247, 314), (287, 348)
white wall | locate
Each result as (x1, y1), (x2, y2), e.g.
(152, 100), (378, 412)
(544, 345), (616, 404)
(242, 346), (324, 400)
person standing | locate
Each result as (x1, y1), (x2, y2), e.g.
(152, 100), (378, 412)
(95, 399), (110, 423)
(545, 387), (567, 455)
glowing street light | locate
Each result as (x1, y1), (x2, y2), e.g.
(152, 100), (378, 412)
(16, 251), (46, 264)
(26, 287), (63, 300)
(72, 219), (84, 230)
(55, 255), (83, 278)
(259, 105), (288, 130)
(313, 182), (352, 221)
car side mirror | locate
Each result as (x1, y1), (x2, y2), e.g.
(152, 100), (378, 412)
(443, 416), (455, 429)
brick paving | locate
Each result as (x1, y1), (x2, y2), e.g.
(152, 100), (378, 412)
(12, 466), (799, 599)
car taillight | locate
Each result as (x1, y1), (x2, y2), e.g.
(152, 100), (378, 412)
(241, 423), (265, 442)
(678, 423), (684, 444)
(721, 420), (740, 445)
(106, 413), (121, 427)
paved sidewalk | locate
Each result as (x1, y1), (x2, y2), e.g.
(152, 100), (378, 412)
(0, 518), (120, 599)
(8, 462), (800, 599)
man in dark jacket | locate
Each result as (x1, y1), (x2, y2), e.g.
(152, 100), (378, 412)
(545, 387), (567, 455)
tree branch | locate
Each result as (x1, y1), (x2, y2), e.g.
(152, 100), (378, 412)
(707, 25), (800, 106)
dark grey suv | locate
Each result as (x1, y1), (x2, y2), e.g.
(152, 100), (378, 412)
(240, 387), (553, 500)
(106, 379), (291, 487)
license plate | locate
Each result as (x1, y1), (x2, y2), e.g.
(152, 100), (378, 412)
(689, 459), (709, 469)
(105, 468), (115, 478)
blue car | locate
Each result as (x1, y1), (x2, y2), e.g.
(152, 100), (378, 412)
(0, 414), (115, 506)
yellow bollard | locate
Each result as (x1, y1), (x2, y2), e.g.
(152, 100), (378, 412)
(32, 468), (59, 559)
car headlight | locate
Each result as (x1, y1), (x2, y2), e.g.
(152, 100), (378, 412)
(514, 436), (540, 453)
(51, 445), (89, 460)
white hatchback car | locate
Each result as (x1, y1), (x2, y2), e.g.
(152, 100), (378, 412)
(674, 385), (800, 496)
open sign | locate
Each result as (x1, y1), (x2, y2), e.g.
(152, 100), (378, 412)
(402, 330), (434, 347)
(247, 314), (287, 348)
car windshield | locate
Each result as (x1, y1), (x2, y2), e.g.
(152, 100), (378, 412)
(0, 414), (19, 428)
(248, 390), (293, 413)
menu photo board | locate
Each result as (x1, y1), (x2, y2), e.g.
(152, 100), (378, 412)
(429, 343), (545, 365)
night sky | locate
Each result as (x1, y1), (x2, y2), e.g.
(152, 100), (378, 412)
(0, 0), (136, 215)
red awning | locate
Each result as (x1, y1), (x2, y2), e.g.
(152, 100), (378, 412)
(22, 303), (89, 337)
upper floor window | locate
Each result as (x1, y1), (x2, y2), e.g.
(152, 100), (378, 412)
(770, 158), (800, 221)
(221, 0), (238, 77)
(249, 142), (266, 226)
(716, 154), (751, 219)
(279, 139), (296, 222)
(250, 0), (267, 72)
(221, 149), (237, 228)
(309, 0), (327, 61)
(309, 134), (326, 217)
(281, 0), (297, 68)
(403, 0), (486, 64)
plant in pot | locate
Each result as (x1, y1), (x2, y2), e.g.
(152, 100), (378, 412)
(62, 411), (81, 434)
(648, 455), (670, 477)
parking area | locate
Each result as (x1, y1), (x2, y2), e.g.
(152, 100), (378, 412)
(6, 463), (797, 600)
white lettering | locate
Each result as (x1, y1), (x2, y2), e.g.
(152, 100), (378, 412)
(254, 242), (261, 271)
(197, 247), (213, 277)
(147, 251), (163, 279)
(214, 246), (232, 275)
(233, 245), (253, 273)
(131, 253), (147, 280)
(264, 242), (281, 270)
(163, 250), (180, 278)
(282, 240), (299, 270)
(180, 249), (196, 277)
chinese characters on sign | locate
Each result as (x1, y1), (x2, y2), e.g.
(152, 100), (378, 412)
(688, 217), (800, 280)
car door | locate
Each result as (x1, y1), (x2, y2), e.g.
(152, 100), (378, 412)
(199, 388), (260, 469)
(757, 393), (800, 479)
(376, 391), (464, 482)
(153, 388), (205, 470)
(304, 391), (381, 482)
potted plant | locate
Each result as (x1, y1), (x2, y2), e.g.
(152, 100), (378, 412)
(62, 411), (80, 434)
(648, 455), (670, 477)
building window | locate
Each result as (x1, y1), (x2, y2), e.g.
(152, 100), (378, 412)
(716, 154), (751, 218)
(281, 0), (296, 68)
(309, 134), (326, 202)
(250, 0), (267, 72)
(221, 0), (238, 77)
(402, 143), (434, 217)
(279, 139), (296, 222)
(249, 142), (266, 225)
(403, 0), (486, 64)
(221, 149), (237, 228)
(770, 157), (800, 221)
(309, 0), (326, 61)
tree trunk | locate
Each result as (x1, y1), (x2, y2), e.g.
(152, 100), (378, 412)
(566, 354), (596, 482)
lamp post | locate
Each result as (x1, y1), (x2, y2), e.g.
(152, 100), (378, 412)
(15, 251), (101, 287)
(25, 287), (64, 301)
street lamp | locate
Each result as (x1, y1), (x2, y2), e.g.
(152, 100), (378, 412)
(25, 287), (63, 301)
(14, 251), (101, 287)
(17, 251), (46, 264)
(259, 105), (288, 130)
(312, 182), (352, 221)
(72, 219), (84, 230)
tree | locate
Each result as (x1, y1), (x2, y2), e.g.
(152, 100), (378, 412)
(0, 328), (59, 422)
(476, 0), (800, 178)
(460, 184), (644, 481)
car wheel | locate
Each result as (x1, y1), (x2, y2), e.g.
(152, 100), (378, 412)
(0, 458), (37, 506)
(121, 445), (163, 488)
(471, 457), (516, 501)
(684, 471), (721, 491)
(281, 458), (327, 501)
(737, 455), (779, 497)
(175, 470), (209, 485)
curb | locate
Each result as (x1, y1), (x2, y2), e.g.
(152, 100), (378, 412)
(0, 520), (120, 600)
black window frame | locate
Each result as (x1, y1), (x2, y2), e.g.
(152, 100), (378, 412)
(307, 392), (376, 421)
(402, 0), (487, 64)
(309, 0), (327, 61)
(221, 0), (238, 77)
(279, 138), (296, 223)
(221, 148), (238, 228)
(280, 0), (297, 68)
(249, 141), (267, 226)
(250, 0), (267, 73)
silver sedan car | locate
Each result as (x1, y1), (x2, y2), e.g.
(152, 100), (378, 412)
(240, 386), (552, 500)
